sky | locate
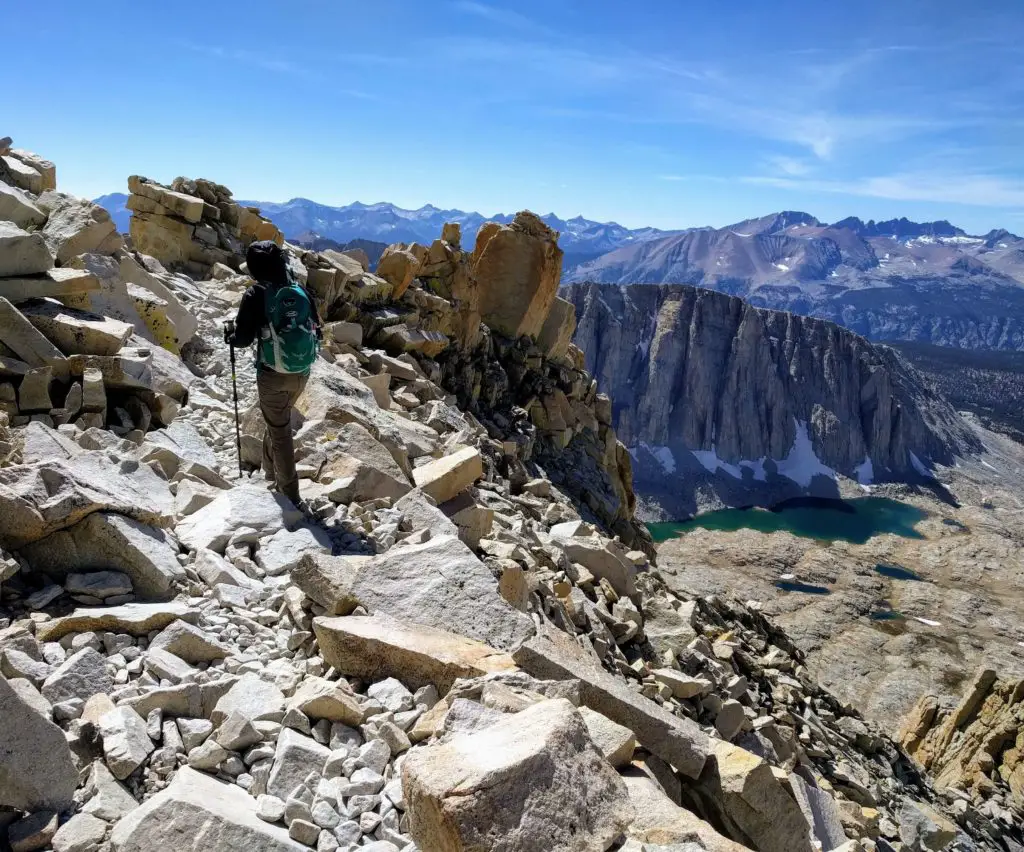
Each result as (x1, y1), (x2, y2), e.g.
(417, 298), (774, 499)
(6, 0), (1024, 233)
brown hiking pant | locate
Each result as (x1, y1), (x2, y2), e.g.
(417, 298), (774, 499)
(257, 367), (308, 504)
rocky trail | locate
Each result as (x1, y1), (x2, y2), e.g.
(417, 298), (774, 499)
(0, 139), (1021, 852)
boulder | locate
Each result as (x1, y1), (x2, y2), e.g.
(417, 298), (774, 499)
(18, 298), (133, 356)
(295, 535), (534, 651)
(787, 772), (849, 852)
(393, 489), (459, 539)
(578, 706), (636, 768)
(2, 154), (46, 193)
(0, 297), (68, 378)
(537, 296), (577, 360)
(287, 677), (365, 725)
(0, 675), (79, 812)
(7, 810), (58, 852)
(376, 247), (419, 299)
(411, 446), (483, 505)
(8, 150), (56, 191)
(68, 348), (153, 391)
(471, 211), (562, 340)
(99, 707), (155, 780)
(688, 740), (815, 852)
(41, 647), (114, 710)
(621, 768), (750, 852)
(266, 729), (330, 800)
(175, 485), (303, 553)
(550, 532), (638, 598)
(17, 366), (53, 412)
(81, 761), (140, 821)
(313, 613), (517, 693)
(20, 511), (183, 600)
(323, 321), (363, 348)
(513, 625), (709, 779)
(313, 422), (412, 503)
(403, 698), (633, 852)
(0, 181), (46, 227)
(0, 222), (52, 277)
(149, 621), (232, 663)
(0, 266), (101, 304)
(39, 193), (122, 263)
(51, 813), (108, 852)
(898, 801), (957, 852)
(109, 767), (307, 852)
(210, 674), (285, 726)
(36, 602), (197, 642)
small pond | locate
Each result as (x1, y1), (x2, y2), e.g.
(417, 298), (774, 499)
(648, 496), (928, 545)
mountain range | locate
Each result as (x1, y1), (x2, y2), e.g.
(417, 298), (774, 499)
(94, 191), (1024, 349)
(93, 192), (676, 268)
(565, 210), (1024, 350)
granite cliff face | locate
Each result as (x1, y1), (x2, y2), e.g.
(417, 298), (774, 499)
(565, 282), (981, 516)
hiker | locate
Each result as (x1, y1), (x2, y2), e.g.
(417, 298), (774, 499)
(224, 240), (321, 505)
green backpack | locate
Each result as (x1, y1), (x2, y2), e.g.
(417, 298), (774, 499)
(258, 281), (319, 374)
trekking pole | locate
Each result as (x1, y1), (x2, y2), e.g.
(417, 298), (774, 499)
(224, 320), (244, 480)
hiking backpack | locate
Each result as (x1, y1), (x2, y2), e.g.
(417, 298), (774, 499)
(258, 281), (319, 374)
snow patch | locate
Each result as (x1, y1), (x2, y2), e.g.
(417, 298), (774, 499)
(913, 617), (942, 627)
(774, 263), (790, 272)
(909, 451), (932, 478)
(639, 443), (676, 475)
(690, 448), (767, 481)
(776, 420), (835, 487)
(854, 456), (875, 485)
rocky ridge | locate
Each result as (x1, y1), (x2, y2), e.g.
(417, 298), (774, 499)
(0, 138), (1019, 852)
(564, 282), (980, 518)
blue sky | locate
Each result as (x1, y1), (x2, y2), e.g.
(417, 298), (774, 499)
(7, 0), (1024, 233)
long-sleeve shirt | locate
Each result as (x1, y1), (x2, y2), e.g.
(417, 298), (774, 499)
(228, 281), (323, 349)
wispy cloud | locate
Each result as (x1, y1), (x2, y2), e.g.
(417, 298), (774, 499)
(743, 172), (1024, 208)
(177, 40), (315, 78)
(452, 1), (545, 33)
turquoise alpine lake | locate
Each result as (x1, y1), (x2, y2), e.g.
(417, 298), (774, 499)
(648, 497), (928, 545)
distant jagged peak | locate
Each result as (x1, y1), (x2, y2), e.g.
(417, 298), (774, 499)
(727, 211), (821, 235)
(983, 228), (1022, 248)
(831, 216), (966, 239)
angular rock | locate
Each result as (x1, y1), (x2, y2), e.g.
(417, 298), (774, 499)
(8, 810), (58, 852)
(513, 625), (709, 779)
(621, 767), (749, 852)
(295, 535), (534, 651)
(0, 222), (52, 277)
(0, 267), (101, 304)
(266, 729), (331, 800)
(899, 801), (957, 852)
(376, 247), (418, 299)
(41, 647), (114, 709)
(67, 348), (152, 391)
(20, 511), (183, 600)
(537, 296), (577, 360)
(51, 812), (108, 852)
(100, 706), (155, 780)
(109, 766), (306, 852)
(37, 193), (119, 262)
(403, 698), (633, 852)
(394, 489), (460, 539)
(472, 212), (562, 340)
(65, 571), (133, 599)
(175, 485), (303, 553)
(211, 674), (286, 726)
(0, 675), (78, 811)
(578, 706), (636, 768)
(287, 677), (365, 725)
(550, 531), (638, 598)
(149, 620), (232, 663)
(20, 299), (133, 356)
(17, 366), (53, 412)
(36, 602), (197, 642)
(0, 180), (46, 228)
(0, 297), (68, 377)
(255, 526), (331, 577)
(313, 613), (517, 693)
(0, 451), (173, 550)
(690, 740), (815, 852)
(81, 761), (140, 821)
(411, 446), (482, 505)
(788, 772), (849, 852)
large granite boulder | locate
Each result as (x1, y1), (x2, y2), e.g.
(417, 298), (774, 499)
(403, 698), (633, 852)
(471, 211), (562, 341)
